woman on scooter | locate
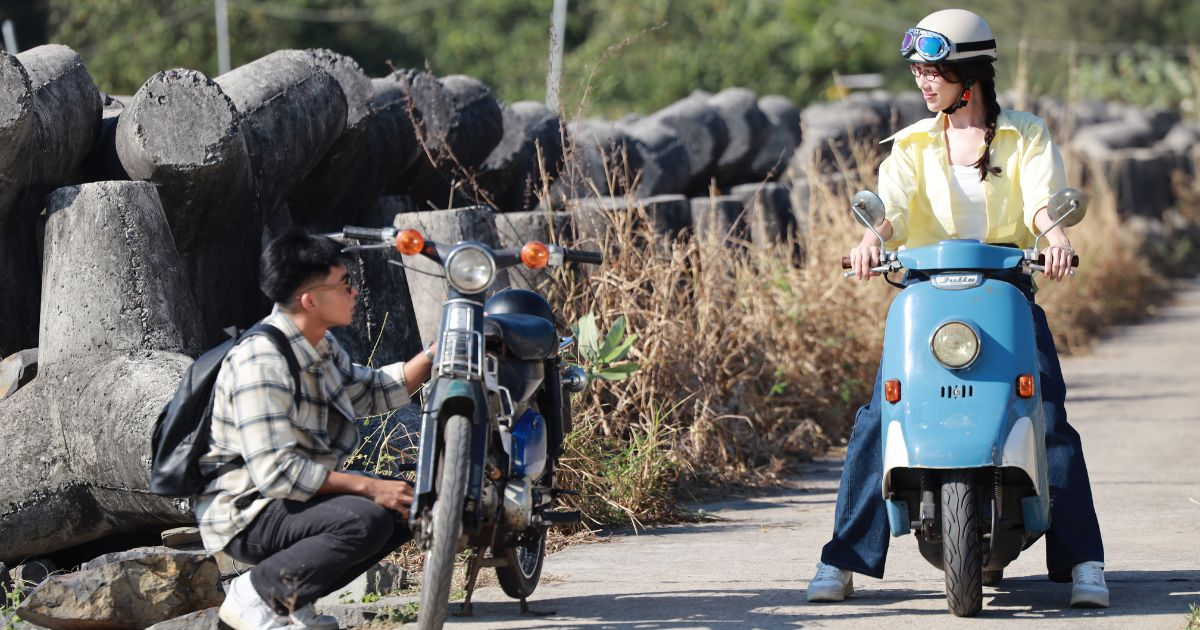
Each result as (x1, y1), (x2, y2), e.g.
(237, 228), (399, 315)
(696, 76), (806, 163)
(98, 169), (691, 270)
(808, 8), (1108, 608)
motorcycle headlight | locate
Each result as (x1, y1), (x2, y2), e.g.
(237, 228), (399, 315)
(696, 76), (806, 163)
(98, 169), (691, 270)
(445, 245), (496, 293)
(930, 321), (980, 369)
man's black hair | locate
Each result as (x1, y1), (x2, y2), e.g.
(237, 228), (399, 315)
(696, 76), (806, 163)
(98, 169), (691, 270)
(260, 227), (353, 307)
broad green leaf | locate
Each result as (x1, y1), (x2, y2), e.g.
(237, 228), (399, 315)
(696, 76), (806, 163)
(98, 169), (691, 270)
(596, 314), (627, 361)
(595, 362), (640, 381)
(601, 333), (638, 363)
(577, 313), (600, 360)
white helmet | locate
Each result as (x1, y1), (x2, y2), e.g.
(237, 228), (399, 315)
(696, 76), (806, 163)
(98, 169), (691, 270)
(901, 9), (997, 64)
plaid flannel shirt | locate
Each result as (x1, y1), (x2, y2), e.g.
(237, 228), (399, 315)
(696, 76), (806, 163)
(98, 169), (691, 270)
(194, 307), (409, 552)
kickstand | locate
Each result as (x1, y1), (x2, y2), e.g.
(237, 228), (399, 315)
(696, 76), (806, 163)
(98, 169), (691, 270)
(454, 552), (483, 618)
(520, 597), (555, 617)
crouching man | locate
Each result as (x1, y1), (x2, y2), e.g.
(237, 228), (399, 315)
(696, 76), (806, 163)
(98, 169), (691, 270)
(196, 228), (435, 630)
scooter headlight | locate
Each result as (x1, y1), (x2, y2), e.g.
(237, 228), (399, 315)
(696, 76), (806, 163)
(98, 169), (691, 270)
(445, 245), (495, 293)
(930, 321), (980, 369)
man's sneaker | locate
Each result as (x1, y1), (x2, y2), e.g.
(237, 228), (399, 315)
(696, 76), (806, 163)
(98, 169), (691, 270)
(290, 603), (339, 630)
(806, 562), (854, 602)
(1070, 561), (1109, 608)
(219, 572), (293, 630)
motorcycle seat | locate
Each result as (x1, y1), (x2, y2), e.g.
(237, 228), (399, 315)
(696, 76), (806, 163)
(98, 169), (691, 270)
(483, 313), (558, 360)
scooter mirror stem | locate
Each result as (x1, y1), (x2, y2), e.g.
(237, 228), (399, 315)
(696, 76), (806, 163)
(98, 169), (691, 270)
(851, 204), (888, 253)
(1032, 200), (1077, 256)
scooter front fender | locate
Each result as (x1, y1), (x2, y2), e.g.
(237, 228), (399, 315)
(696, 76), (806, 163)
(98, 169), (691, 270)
(411, 377), (491, 520)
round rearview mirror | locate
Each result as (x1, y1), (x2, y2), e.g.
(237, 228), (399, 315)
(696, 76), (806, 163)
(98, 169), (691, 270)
(1047, 188), (1088, 228)
(851, 190), (886, 229)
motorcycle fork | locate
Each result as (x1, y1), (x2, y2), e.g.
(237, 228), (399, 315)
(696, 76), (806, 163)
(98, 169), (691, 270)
(919, 471), (939, 542)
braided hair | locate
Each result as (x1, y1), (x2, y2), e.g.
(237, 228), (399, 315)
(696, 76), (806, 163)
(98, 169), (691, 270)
(934, 60), (1002, 181)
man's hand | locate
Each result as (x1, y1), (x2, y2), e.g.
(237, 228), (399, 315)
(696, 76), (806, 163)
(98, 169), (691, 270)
(366, 478), (414, 518)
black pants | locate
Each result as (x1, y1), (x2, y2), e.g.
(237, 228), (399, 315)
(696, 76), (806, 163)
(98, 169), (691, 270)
(225, 494), (412, 614)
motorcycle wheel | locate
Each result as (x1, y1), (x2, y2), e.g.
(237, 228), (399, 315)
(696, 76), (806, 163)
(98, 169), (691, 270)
(941, 470), (983, 617)
(418, 415), (470, 630)
(496, 526), (547, 599)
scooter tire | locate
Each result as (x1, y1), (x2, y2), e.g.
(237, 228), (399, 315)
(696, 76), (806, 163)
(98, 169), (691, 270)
(418, 415), (471, 630)
(496, 526), (547, 599)
(942, 471), (983, 617)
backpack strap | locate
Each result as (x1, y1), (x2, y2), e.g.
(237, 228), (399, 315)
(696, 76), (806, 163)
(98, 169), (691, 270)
(243, 323), (303, 406)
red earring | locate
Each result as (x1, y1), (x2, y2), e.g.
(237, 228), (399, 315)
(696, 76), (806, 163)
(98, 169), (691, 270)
(962, 88), (972, 102)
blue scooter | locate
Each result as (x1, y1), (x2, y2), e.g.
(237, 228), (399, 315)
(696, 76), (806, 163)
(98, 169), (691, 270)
(841, 188), (1087, 617)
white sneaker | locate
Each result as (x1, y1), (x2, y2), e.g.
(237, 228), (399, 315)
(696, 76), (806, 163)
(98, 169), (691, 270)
(290, 603), (339, 630)
(1070, 561), (1109, 608)
(806, 562), (854, 602)
(219, 572), (294, 630)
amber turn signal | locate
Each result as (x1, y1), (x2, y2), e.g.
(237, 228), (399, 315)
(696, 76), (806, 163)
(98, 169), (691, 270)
(884, 379), (901, 403)
(1016, 374), (1035, 398)
(520, 241), (550, 269)
(396, 230), (425, 256)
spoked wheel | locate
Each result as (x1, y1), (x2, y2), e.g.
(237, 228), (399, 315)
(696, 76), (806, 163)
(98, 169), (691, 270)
(418, 415), (471, 630)
(496, 526), (547, 599)
(942, 470), (983, 617)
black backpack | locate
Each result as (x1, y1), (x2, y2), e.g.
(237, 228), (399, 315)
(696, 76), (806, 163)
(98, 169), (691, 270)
(149, 323), (301, 497)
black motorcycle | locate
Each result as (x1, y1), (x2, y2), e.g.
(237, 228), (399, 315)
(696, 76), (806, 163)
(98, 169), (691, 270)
(340, 224), (600, 629)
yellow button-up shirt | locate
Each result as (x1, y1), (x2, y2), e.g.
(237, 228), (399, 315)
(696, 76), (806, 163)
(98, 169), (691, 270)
(878, 109), (1067, 249)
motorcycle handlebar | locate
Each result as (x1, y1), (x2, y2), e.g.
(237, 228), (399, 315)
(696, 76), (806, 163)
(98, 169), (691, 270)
(563, 248), (604, 265)
(342, 226), (392, 242)
(841, 254), (1079, 269)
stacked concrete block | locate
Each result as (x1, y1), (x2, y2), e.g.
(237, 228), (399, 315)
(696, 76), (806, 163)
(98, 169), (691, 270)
(708, 88), (769, 188)
(552, 120), (644, 202)
(690, 195), (749, 246)
(0, 182), (201, 564)
(478, 101), (564, 213)
(391, 71), (504, 211)
(0, 45), (101, 358)
(645, 95), (729, 193)
(623, 117), (692, 197)
(749, 95), (801, 182)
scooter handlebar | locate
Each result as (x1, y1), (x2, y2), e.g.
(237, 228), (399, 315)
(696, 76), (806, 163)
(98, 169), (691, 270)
(563, 248), (604, 265)
(342, 226), (392, 242)
(1037, 253), (1080, 267)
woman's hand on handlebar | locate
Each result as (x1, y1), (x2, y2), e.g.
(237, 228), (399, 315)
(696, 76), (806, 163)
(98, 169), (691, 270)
(1041, 239), (1075, 281)
(849, 230), (882, 280)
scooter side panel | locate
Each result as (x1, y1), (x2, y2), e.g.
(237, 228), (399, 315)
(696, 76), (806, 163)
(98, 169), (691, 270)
(880, 279), (1041, 476)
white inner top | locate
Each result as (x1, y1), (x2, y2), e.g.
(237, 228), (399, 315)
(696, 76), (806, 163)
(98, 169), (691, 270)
(950, 164), (987, 240)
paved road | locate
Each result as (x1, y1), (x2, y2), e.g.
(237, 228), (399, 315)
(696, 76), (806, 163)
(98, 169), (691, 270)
(446, 281), (1200, 629)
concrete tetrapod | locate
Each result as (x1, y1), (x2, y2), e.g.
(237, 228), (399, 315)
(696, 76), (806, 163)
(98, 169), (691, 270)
(749, 95), (801, 182)
(646, 95), (729, 193)
(708, 87), (769, 188)
(116, 68), (259, 346)
(478, 101), (564, 213)
(552, 121), (645, 203)
(0, 45), (101, 358)
(0, 181), (203, 564)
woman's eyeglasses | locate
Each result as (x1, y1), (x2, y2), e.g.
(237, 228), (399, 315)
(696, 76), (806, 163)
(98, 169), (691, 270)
(909, 64), (943, 80)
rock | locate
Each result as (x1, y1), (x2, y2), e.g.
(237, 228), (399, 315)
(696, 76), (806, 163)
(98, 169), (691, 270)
(707, 88), (769, 187)
(647, 95), (729, 192)
(478, 101), (564, 213)
(623, 118), (692, 197)
(116, 68), (260, 345)
(393, 206), (508, 343)
(145, 607), (223, 630)
(0, 348), (37, 400)
(0, 182), (200, 564)
(16, 549), (223, 629)
(749, 95), (801, 182)
(160, 528), (201, 549)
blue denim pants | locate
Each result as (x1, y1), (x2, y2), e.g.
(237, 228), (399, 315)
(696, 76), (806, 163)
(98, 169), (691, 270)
(820, 271), (1104, 580)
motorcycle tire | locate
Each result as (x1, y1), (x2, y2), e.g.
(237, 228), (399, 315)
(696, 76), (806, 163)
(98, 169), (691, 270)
(942, 470), (983, 617)
(496, 525), (547, 599)
(418, 415), (471, 630)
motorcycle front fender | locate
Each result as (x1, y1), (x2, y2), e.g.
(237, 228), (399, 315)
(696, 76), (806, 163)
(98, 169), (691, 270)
(411, 377), (491, 521)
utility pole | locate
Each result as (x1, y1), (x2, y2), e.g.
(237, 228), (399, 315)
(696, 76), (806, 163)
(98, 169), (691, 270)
(2, 19), (17, 54)
(545, 0), (567, 112)
(215, 0), (231, 75)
